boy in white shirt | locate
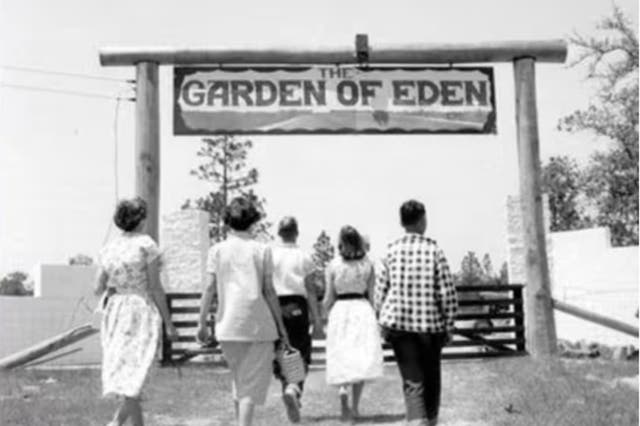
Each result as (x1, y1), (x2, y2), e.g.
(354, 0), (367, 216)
(271, 217), (324, 423)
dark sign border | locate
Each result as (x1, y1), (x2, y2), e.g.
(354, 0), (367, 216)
(173, 66), (496, 135)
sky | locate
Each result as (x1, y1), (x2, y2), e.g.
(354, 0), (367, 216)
(0, 0), (637, 278)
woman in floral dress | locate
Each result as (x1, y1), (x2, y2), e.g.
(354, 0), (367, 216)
(95, 197), (178, 426)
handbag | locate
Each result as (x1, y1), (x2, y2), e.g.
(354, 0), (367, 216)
(276, 343), (306, 384)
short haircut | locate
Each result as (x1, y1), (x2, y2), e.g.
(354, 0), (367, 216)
(224, 196), (261, 231)
(400, 199), (426, 227)
(338, 225), (366, 261)
(114, 197), (147, 232)
(278, 216), (298, 240)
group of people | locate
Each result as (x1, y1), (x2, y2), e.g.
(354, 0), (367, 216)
(95, 196), (458, 426)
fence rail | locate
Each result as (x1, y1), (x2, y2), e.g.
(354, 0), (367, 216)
(161, 284), (526, 365)
(551, 298), (639, 337)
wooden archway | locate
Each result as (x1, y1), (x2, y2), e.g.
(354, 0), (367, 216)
(99, 37), (567, 357)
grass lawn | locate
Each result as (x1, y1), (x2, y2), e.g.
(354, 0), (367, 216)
(0, 357), (637, 426)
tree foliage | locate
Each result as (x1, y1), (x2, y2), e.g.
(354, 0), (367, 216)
(554, 5), (639, 246)
(312, 230), (335, 270)
(541, 156), (592, 231)
(68, 253), (94, 266)
(0, 271), (32, 296)
(311, 230), (335, 299)
(454, 252), (509, 287)
(182, 135), (272, 242)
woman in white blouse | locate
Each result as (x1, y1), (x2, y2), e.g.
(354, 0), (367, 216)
(197, 197), (289, 426)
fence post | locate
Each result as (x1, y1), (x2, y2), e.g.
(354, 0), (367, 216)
(161, 294), (173, 365)
(513, 285), (526, 352)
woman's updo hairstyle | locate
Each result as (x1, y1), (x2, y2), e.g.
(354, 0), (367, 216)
(338, 225), (366, 261)
(223, 196), (262, 231)
(114, 197), (147, 232)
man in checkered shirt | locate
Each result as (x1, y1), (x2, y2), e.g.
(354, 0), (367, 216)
(375, 199), (458, 426)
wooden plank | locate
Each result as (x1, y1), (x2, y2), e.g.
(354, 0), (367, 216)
(173, 320), (213, 328)
(454, 326), (524, 334)
(135, 62), (160, 240)
(100, 40), (567, 66)
(459, 299), (519, 306)
(455, 312), (521, 320)
(171, 306), (201, 314)
(455, 284), (524, 292)
(447, 339), (522, 348)
(170, 348), (222, 356)
(514, 57), (557, 357)
(442, 351), (527, 360)
(552, 298), (639, 337)
(167, 293), (202, 300)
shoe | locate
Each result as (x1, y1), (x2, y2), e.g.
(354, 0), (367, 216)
(283, 384), (301, 423)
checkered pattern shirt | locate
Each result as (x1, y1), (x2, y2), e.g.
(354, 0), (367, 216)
(375, 233), (458, 333)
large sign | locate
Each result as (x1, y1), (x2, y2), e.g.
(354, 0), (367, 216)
(174, 66), (496, 135)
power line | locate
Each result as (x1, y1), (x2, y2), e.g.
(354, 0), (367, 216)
(1, 64), (134, 84)
(102, 89), (127, 245)
(0, 82), (135, 101)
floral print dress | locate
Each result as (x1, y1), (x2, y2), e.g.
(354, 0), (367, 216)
(98, 232), (162, 398)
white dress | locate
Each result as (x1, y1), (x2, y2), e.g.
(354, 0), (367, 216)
(99, 232), (162, 398)
(325, 258), (384, 386)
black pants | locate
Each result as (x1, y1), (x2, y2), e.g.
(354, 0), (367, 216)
(386, 329), (446, 422)
(274, 295), (311, 392)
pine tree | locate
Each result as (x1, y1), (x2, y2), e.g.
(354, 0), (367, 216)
(311, 230), (335, 298)
(182, 135), (272, 242)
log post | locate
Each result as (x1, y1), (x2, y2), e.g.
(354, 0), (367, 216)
(135, 62), (160, 241)
(513, 57), (557, 357)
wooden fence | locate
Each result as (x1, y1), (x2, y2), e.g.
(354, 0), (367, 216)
(161, 284), (526, 366)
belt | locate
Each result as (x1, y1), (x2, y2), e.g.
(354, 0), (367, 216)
(336, 293), (366, 301)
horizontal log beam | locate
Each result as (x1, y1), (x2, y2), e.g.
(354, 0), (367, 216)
(99, 40), (567, 66)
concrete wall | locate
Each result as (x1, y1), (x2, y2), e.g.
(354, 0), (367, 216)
(550, 228), (638, 346)
(33, 264), (96, 298)
(160, 209), (210, 293)
(506, 196), (639, 347)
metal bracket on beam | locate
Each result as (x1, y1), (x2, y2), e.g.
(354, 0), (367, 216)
(355, 34), (369, 66)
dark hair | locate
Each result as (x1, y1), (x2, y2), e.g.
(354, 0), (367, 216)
(400, 199), (426, 227)
(278, 216), (298, 241)
(338, 225), (366, 261)
(224, 196), (262, 231)
(114, 197), (147, 232)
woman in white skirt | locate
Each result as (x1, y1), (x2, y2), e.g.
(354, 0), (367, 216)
(323, 225), (384, 421)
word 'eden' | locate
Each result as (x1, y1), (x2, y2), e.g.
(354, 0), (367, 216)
(181, 79), (489, 108)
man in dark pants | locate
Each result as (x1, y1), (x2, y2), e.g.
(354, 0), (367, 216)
(375, 200), (458, 426)
(272, 217), (324, 423)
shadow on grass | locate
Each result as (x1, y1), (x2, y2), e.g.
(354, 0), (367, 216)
(305, 413), (405, 424)
(355, 413), (405, 423)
